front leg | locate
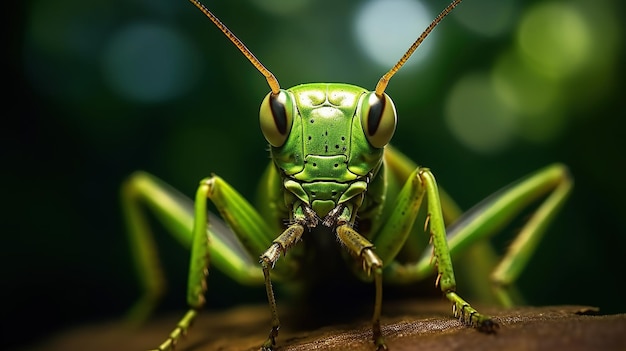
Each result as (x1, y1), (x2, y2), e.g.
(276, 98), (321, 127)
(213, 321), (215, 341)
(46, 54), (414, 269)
(336, 224), (387, 350)
(259, 221), (305, 350)
(258, 203), (317, 351)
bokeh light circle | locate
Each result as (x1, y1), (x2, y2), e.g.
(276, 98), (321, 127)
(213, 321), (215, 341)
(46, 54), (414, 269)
(102, 22), (202, 103)
(517, 2), (591, 79)
(445, 72), (517, 154)
(353, 0), (434, 69)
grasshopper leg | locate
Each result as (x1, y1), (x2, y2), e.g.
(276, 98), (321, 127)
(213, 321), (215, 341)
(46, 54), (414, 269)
(415, 164), (571, 306)
(259, 222), (305, 350)
(418, 169), (498, 331)
(336, 224), (387, 350)
(122, 172), (271, 350)
(372, 166), (498, 332)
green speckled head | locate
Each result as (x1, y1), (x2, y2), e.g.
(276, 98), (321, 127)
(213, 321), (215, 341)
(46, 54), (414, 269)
(259, 83), (397, 218)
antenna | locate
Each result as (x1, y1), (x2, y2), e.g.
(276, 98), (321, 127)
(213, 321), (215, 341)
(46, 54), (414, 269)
(374, 0), (463, 96)
(187, 0), (281, 94)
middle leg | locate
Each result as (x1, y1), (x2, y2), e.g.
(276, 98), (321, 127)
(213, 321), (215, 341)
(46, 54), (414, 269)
(373, 167), (498, 330)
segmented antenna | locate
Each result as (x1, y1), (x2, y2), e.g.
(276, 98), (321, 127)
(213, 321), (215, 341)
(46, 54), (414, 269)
(187, 0), (281, 94)
(374, 0), (463, 96)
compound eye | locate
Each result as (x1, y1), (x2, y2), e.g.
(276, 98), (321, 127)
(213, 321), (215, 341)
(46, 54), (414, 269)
(360, 92), (397, 148)
(259, 90), (293, 147)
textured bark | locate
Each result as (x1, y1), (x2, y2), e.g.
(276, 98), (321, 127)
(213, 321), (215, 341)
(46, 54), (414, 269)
(25, 301), (626, 351)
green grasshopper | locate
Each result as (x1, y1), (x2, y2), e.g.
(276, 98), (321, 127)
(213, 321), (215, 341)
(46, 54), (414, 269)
(122, 0), (572, 350)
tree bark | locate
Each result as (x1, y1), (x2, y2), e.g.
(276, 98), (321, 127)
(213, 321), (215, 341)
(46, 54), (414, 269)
(25, 301), (626, 351)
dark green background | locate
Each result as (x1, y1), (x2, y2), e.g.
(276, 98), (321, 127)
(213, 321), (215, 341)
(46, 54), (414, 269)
(7, 0), (625, 350)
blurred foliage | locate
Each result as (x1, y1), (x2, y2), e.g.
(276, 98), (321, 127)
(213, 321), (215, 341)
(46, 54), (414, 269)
(6, 0), (625, 350)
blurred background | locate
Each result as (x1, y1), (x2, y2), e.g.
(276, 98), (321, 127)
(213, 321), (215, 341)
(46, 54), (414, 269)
(7, 0), (625, 349)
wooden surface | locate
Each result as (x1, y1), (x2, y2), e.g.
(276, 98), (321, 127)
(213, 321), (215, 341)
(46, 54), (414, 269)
(24, 301), (626, 351)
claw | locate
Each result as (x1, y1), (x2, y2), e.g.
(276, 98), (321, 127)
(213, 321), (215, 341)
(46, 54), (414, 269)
(452, 300), (499, 334)
(260, 326), (279, 351)
(260, 338), (275, 351)
(376, 343), (389, 351)
(477, 318), (500, 334)
(373, 330), (387, 351)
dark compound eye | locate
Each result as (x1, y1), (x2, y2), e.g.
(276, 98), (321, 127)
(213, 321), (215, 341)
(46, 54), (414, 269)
(360, 92), (397, 148)
(259, 90), (294, 147)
